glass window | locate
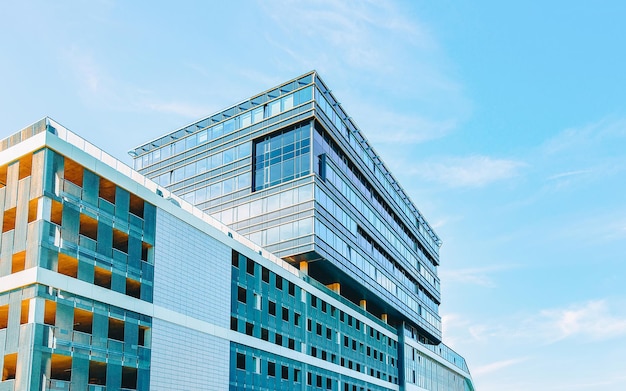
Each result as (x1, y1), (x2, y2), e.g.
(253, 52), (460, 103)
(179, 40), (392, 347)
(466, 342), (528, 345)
(197, 130), (208, 143)
(237, 173), (251, 190)
(238, 142), (251, 158)
(185, 136), (196, 150)
(223, 177), (234, 194)
(252, 107), (264, 123)
(253, 123), (311, 191)
(210, 152), (222, 169)
(223, 148), (234, 164)
(268, 100), (280, 117)
(223, 118), (235, 133)
(282, 94), (294, 111)
(241, 112), (251, 128)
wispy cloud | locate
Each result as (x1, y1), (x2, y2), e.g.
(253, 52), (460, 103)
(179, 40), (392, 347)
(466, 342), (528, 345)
(439, 264), (519, 287)
(542, 117), (626, 155)
(408, 156), (526, 188)
(473, 357), (530, 376)
(465, 299), (626, 344)
(546, 169), (593, 180)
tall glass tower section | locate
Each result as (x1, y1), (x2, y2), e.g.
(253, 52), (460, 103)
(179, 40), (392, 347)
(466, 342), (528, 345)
(130, 71), (472, 390)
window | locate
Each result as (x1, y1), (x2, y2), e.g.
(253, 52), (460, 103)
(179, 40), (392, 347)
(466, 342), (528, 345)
(268, 361), (276, 377)
(316, 323), (322, 336)
(326, 327), (332, 339)
(288, 338), (295, 350)
(253, 123), (311, 191)
(281, 365), (289, 380)
(262, 267), (270, 283)
(246, 322), (254, 336)
(282, 307), (289, 321)
(327, 378), (332, 390)
(261, 328), (269, 341)
(230, 317), (238, 331)
(236, 353), (246, 370)
(311, 346), (317, 357)
(288, 282), (295, 296)
(246, 258), (255, 275)
(237, 287), (247, 304)
(268, 300), (276, 316)
(275, 275), (283, 290)
(294, 368), (301, 382)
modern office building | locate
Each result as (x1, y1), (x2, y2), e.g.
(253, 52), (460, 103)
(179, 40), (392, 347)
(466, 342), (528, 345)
(0, 72), (474, 391)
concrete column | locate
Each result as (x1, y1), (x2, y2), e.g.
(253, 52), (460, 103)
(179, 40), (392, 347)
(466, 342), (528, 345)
(359, 300), (367, 311)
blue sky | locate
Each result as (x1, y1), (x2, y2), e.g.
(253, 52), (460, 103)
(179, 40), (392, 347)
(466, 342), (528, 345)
(2, 1), (625, 390)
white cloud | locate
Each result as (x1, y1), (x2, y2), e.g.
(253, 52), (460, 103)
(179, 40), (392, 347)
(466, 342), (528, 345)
(546, 169), (593, 180)
(472, 357), (529, 376)
(542, 118), (626, 155)
(439, 264), (519, 288)
(463, 299), (626, 344)
(408, 156), (526, 188)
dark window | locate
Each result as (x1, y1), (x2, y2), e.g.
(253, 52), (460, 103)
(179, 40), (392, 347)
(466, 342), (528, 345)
(246, 258), (255, 275)
(268, 362), (276, 377)
(322, 350), (327, 360)
(321, 302), (327, 313)
(288, 338), (295, 350)
(326, 327), (332, 339)
(230, 317), (238, 331)
(307, 318), (312, 332)
(275, 333), (283, 346)
(294, 368), (301, 382)
(262, 267), (270, 283)
(246, 322), (253, 336)
(307, 372), (312, 385)
(268, 300), (276, 316)
(311, 295), (318, 308)
(316, 375), (322, 388)
(237, 286), (246, 303)
(295, 313), (301, 326)
(282, 307), (289, 321)
(316, 323), (322, 336)
(340, 311), (344, 322)
(348, 315), (352, 326)
(236, 353), (245, 370)
(275, 275), (283, 290)
(327, 378), (332, 390)
(288, 282), (295, 296)
(231, 251), (239, 267)
(311, 346), (317, 357)
(261, 328), (269, 341)
(281, 365), (289, 380)
(344, 336), (349, 347)
(352, 340), (356, 350)
(356, 320), (360, 330)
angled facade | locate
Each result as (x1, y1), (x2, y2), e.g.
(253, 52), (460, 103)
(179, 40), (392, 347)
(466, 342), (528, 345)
(0, 71), (474, 391)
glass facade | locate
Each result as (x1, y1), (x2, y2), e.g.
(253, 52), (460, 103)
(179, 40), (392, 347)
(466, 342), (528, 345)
(128, 71), (474, 391)
(0, 70), (475, 390)
(253, 123), (311, 191)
